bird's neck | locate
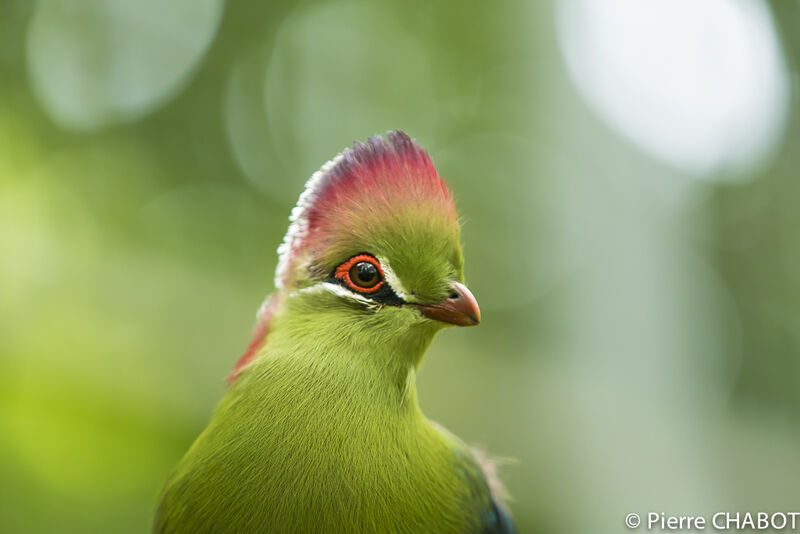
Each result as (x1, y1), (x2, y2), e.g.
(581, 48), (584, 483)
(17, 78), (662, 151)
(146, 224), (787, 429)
(204, 303), (476, 534)
(247, 303), (438, 411)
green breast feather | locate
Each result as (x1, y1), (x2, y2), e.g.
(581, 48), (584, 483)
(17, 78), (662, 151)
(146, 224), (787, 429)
(154, 132), (515, 533)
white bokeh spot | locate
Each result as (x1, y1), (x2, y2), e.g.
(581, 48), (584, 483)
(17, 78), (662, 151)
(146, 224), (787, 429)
(557, 0), (789, 180)
(27, 0), (224, 131)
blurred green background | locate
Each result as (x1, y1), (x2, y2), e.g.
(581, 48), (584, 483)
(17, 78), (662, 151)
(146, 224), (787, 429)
(2, 1), (800, 532)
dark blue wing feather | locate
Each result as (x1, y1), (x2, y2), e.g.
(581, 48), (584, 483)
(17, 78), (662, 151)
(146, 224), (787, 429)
(481, 496), (517, 534)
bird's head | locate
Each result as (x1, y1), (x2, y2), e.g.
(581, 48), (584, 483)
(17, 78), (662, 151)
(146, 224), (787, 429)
(276, 131), (480, 327)
(273, 131), (479, 360)
(230, 132), (479, 383)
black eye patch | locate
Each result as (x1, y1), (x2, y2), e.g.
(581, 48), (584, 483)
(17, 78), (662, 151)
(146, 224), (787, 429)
(329, 254), (405, 306)
(329, 273), (405, 306)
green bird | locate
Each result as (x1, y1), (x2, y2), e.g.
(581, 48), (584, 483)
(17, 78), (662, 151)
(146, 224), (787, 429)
(154, 131), (515, 533)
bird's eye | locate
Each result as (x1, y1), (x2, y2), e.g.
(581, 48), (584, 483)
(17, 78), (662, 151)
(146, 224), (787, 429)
(350, 262), (379, 288)
(334, 254), (384, 293)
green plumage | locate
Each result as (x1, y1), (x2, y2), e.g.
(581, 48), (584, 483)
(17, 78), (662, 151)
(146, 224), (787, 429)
(154, 132), (513, 533)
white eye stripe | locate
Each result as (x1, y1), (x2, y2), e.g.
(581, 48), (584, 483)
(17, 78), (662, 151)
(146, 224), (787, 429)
(376, 257), (415, 303)
(294, 282), (379, 308)
(291, 258), (415, 306)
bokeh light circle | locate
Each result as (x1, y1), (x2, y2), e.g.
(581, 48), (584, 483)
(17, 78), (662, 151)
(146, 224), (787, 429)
(557, 0), (789, 180)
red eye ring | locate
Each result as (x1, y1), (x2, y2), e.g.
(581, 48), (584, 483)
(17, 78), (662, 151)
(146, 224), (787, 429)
(334, 254), (385, 293)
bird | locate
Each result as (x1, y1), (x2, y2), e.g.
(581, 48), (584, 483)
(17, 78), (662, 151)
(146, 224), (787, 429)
(154, 130), (515, 533)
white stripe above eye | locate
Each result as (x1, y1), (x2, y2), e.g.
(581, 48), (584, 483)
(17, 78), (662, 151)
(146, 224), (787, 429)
(377, 257), (415, 303)
(290, 259), (414, 307)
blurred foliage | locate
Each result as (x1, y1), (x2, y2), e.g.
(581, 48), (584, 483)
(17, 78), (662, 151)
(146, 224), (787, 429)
(1, 1), (799, 533)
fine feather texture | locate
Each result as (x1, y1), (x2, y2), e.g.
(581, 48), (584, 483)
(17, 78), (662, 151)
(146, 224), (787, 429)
(227, 294), (281, 385)
(154, 131), (515, 533)
(275, 131), (457, 291)
(155, 292), (512, 533)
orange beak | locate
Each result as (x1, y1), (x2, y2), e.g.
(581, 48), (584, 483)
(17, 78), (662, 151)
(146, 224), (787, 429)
(415, 282), (481, 327)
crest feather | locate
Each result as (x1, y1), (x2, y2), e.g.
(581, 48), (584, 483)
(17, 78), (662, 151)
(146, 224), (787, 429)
(275, 130), (455, 290)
